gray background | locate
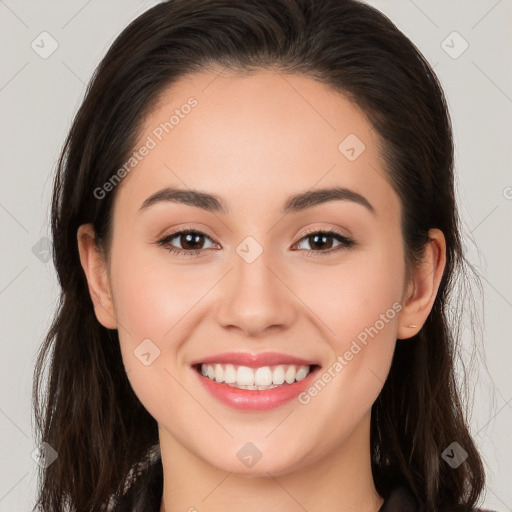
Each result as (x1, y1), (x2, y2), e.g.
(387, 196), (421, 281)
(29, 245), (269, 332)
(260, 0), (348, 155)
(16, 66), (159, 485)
(0, 1), (510, 510)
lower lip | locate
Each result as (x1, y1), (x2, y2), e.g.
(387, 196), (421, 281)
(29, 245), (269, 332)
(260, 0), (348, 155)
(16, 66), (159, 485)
(194, 366), (320, 411)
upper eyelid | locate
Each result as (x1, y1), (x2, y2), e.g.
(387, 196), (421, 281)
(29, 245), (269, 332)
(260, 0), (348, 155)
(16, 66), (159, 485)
(292, 228), (354, 250)
(159, 227), (219, 245)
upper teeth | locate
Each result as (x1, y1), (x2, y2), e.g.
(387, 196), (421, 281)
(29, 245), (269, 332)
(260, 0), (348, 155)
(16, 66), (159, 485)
(200, 363), (311, 389)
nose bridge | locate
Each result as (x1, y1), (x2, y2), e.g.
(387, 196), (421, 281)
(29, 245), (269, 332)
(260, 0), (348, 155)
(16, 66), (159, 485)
(214, 235), (296, 336)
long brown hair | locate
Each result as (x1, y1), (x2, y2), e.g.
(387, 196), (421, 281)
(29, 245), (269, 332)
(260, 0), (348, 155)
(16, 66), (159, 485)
(32, 0), (486, 510)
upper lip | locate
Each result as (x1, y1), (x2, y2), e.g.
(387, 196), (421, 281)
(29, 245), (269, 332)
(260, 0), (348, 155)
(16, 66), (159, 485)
(191, 352), (318, 368)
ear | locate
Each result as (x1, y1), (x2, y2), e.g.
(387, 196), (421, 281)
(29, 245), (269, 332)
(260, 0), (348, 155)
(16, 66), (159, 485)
(77, 223), (118, 329)
(397, 228), (446, 340)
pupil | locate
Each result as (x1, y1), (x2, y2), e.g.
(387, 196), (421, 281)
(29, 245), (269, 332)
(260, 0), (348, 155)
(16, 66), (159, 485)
(311, 234), (332, 250)
(182, 233), (203, 250)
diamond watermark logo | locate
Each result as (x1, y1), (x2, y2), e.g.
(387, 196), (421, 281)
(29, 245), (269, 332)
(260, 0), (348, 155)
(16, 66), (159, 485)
(134, 338), (161, 366)
(31, 442), (58, 468)
(441, 31), (468, 59)
(32, 237), (52, 263)
(236, 236), (263, 264)
(338, 134), (366, 161)
(31, 31), (59, 59)
(441, 441), (468, 469)
(236, 442), (262, 468)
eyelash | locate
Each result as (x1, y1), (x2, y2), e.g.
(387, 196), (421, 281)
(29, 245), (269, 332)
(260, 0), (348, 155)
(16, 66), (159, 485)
(155, 226), (355, 258)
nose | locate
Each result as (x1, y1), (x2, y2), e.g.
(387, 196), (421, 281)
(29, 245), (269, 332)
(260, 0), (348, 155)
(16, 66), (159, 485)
(215, 247), (297, 338)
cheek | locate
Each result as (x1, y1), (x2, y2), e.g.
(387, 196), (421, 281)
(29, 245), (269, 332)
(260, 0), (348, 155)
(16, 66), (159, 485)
(109, 240), (212, 346)
(110, 252), (199, 422)
(108, 241), (223, 413)
(294, 245), (404, 413)
(302, 245), (404, 346)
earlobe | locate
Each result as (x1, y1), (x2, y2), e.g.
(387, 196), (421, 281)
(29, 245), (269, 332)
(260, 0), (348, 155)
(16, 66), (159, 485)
(397, 229), (446, 340)
(76, 224), (118, 329)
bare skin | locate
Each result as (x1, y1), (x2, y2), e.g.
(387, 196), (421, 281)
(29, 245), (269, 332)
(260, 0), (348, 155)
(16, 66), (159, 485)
(77, 69), (446, 512)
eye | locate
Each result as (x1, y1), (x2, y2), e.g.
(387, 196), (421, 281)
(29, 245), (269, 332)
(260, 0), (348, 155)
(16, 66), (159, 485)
(155, 227), (355, 258)
(156, 229), (219, 257)
(292, 228), (355, 256)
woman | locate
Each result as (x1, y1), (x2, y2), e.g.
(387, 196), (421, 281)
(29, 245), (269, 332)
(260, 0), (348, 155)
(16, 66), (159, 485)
(32, 0), (493, 511)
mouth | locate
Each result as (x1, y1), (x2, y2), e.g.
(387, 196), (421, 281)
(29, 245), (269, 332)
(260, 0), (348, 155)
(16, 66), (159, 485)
(193, 362), (318, 390)
(191, 353), (321, 411)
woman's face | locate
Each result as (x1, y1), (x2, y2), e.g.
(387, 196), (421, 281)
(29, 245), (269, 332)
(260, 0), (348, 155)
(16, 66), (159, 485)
(94, 70), (410, 475)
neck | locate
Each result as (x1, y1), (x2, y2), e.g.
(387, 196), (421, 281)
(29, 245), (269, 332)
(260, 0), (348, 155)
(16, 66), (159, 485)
(158, 413), (383, 512)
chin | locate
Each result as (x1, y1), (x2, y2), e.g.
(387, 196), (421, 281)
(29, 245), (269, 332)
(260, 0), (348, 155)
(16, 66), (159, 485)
(203, 445), (309, 478)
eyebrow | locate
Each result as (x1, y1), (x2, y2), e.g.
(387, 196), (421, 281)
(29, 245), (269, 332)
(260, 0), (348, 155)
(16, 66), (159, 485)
(138, 186), (375, 215)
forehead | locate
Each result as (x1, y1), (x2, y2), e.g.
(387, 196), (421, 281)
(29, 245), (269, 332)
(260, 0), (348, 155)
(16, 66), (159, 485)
(113, 69), (398, 222)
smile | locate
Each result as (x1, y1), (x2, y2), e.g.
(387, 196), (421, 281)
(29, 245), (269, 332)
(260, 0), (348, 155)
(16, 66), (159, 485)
(199, 363), (311, 390)
(191, 352), (321, 411)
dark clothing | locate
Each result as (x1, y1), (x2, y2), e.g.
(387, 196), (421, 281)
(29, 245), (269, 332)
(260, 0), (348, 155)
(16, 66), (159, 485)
(377, 485), (495, 512)
(115, 455), (496, 512)
(379, 485), (420, 512)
